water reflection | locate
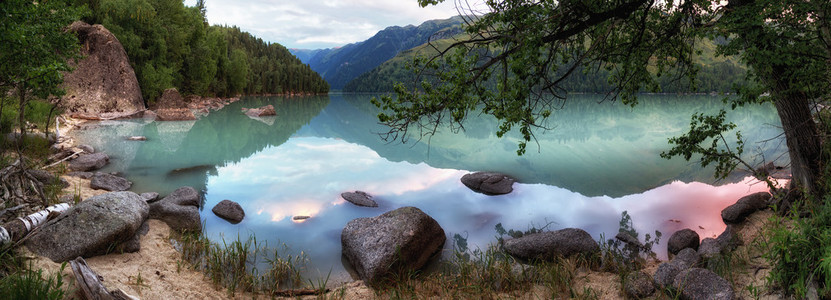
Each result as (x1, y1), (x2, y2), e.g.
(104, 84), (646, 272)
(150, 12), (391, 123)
(70, 94), (787, 284)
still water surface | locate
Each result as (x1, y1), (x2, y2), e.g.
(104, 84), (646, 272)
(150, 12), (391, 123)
(72, 94), (786, 283)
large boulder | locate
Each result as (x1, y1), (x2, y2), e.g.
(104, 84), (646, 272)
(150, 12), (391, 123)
(154, 88), (196, 121)
(502, 228), (600, 261)
(26, 192), (149, 262)
(211, 200), (245, 224)
(90, 172), (132, 191)
(667, 228), (700, 256)
(69, 152), (109, 171)
(721, 192), (771, 224)
(341, 206), (446, 285)
(460, 172), (515, 195)
(341, 191), (378, 207)
(672, 268), (735, 300)
(149, 186), (201, 232)
(61, 22), (144, 117)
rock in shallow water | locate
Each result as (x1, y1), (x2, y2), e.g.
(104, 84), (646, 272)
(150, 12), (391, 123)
(90, 172), (132, 191)
(667, 228), (700, 256)
(26, 191), (148, 262)
(341, 206), (445, 285)
(460, 172), (515, 195)
(341, 191), (378, 207)
(721, 192), (771, 224)
(211, 199), (245, 224)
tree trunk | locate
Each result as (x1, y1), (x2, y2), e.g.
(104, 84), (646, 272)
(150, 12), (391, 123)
(771, 84), (823, 197)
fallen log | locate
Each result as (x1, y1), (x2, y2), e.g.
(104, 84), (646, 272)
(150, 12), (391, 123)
(70, 257), (140, 300)
(271, 288), (330, 297)
(0, 203), (70, 246)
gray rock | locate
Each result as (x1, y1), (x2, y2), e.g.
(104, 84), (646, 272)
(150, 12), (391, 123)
(211, 200), (245, 224)
(140, 192), (159, 202)
(62, 22), (145, 117)
(722, 192), (771, 224)
(615, 231), (644, 250)
(68, 171), (94, 179)
(26, 191), (149, 262)
(503, 228), (600, 261)
(667, 228), (700, 256)
(149, 187), (201, 232)
(699, 225), (740, 260)
(672, 268), (735, 300)
(341, 191), (378, 207)
(341, 206), (446, 285)
(461, 172), (515, 195)
(78, 144), (95, 154)
(654, 248), (699, 289)
(29, 170), (69, 188)
(69, 152), (109, 171)
(624, 271), (655, 299)
(90, 172), (132, 191)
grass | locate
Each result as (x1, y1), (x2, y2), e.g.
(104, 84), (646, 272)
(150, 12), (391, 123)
(0, 259), (68, 300)
(176, 230), (311, 297)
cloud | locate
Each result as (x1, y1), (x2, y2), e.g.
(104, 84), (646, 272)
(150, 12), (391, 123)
(184, 0), (462, 49)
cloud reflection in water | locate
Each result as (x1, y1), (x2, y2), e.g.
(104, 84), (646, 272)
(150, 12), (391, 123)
(202, 136), (777, 281)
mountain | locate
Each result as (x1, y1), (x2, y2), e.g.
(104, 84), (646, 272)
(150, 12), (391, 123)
(290, 16), (465, 90)
(344, 36), (751, 94)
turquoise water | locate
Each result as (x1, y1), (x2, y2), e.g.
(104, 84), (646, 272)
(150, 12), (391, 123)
(72, 94), (786, 284)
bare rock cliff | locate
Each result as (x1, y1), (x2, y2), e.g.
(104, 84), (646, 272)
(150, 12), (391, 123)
(61, 21), (144, 117)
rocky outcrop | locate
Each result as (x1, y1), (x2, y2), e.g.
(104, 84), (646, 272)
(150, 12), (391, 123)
(667, 228), (700, 256)
(672, 268), (735, 300)
(90, 172), (132, 191)
(502, 228), (599, 261)
(149, 187), (201, 232)
(140, 192), (159, 202)
(721, 192), (771, 224)
(26, 192), (149, 262)
(460, 172), (515, 195)
(341, 191), (378, 207)
(69, 152), (109, 172)
(242, 105), (277, 117)
(61, 22), (144, 117)
(211, 200), (245, 224)
(154, 88), (197, 121)
(341, 206), (445, 285)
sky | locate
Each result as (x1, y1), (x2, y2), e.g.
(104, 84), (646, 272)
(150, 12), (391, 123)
(183, 0), (466, 50)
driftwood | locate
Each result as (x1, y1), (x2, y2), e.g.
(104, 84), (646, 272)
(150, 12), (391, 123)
(70, 257), (140, 300)
(42, 150), (83, 169)
(0, 203), (70, 246)
(272, 288), (330, 297)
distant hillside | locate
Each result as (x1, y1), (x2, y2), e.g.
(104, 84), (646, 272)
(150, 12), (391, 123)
(344, 36), (751, 94)
(290, 16), (465, 90)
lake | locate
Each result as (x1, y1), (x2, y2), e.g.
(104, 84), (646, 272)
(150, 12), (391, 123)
(71, 93), (787, 284)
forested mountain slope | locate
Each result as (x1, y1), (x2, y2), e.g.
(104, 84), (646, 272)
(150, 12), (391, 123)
(290, 16), (464, 90)
(344, 35), (749, 94)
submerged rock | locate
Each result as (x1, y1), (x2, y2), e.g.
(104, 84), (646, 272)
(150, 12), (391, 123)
(149, 186), (201, 232)
(211, 200), (245, 224)
(460, 172), (515, 195)
(26, 191), (149, 262)
(69, 152), (109, 171)
(341, 206), (445, 285)
(341, 191), (378, 207)
(90, 172), (132, 191)
(502, 228), (599, 261)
